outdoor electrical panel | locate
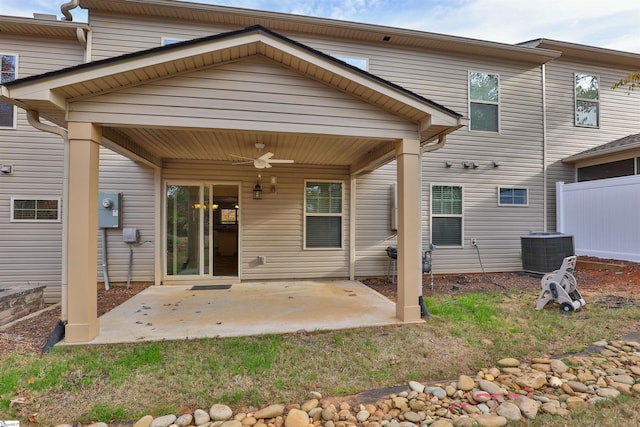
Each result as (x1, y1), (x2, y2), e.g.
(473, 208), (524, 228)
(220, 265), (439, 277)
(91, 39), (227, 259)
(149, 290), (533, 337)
(98, 192), (123, 228)
(123, 228), (140, 243)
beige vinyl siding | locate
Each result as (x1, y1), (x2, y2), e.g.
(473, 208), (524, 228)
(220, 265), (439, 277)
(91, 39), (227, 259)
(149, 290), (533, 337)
(96, 147), (157, 284)
(354, 163), (397, 277)
(89, 13), (235, 59)
(544, 60), (640, 230)
(282, 35), (547, 274)
(68, 57), (417, 139)
(334, 43), (545, 273)
(0, 36), (84, 302)
(419, 63), (546, 274)
(163, 161), (350, 280)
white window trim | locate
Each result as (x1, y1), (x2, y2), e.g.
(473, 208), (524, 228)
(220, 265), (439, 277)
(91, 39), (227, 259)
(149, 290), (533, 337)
(332, 55), (369, 71)
(468, 70), (500, 133)
(10, 196), (61, 223)
(0, 53), (19, 130)
(303, 179), (344, 250)
(429, 183), (464, 248)
(497, 186), (529, 207)
(574, 72), (600, 128)
(161, 37), (185, 46)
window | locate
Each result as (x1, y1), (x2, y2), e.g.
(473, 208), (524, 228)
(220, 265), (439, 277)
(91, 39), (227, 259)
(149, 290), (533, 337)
(1, 54), (17, 128)
(469, 71), (499, 132)
(577, 159), (636, 182)
(11, 197), (61, 222)
(431, 185), (463, 246)
(304, 181), (343, 248)
(161, 38), (184, 46)
(498, 187), (528, 206)
(575, 73), (599, 127)
(333, 56), (368, 71)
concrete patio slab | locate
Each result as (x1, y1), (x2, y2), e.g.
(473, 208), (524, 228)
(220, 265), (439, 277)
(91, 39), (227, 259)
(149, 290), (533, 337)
(83, 280), (401, 344)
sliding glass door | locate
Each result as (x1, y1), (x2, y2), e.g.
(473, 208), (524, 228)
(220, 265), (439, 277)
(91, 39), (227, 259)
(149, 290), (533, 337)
(165, 182), (239, 279)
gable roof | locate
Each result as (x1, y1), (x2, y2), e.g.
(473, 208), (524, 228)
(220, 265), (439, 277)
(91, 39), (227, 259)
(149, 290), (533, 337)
(2, 24), (463, 143)
(563, 133), (640, 163)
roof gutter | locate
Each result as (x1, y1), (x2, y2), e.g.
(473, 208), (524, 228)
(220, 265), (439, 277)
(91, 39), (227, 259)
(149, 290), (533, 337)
(61, 0), (80, 21)
(421, 134), (447, 154)
(562, 141), (640, 163)
(26, 110), (70, 324)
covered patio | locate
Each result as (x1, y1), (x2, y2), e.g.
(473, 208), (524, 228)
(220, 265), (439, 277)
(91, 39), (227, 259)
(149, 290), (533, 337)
(84, 280), (399, 344)
(1, 25), (463, 343)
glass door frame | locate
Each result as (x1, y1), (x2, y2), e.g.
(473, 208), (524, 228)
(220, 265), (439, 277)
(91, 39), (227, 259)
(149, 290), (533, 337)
(162, 179), (241, 282)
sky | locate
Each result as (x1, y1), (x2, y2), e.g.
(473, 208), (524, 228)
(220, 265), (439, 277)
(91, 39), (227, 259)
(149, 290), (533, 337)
(2, 0), (640, 53)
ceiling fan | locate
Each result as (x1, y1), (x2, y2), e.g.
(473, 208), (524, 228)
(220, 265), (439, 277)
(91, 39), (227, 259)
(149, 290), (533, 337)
(229, 143), (294, 169)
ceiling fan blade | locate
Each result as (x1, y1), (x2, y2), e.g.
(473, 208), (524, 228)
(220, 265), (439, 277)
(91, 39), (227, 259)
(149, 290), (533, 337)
(232, 161), (254, 166)
(258, 152), (275, 161)
(268, 159), (294, 164)
(229, 154), (255, 161)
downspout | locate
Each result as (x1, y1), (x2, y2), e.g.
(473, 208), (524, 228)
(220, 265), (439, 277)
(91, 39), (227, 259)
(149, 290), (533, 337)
(420, 134), (447, 154)
(26, 110), (70, 322)
(542, 64), (548, 232)
(349, 175), (356, 280)
(418, 132), (448, 254)
(60, 0), (79, 21)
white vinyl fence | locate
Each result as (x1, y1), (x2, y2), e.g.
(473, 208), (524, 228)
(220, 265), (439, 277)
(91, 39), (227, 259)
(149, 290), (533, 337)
(556, 176), (640, 262)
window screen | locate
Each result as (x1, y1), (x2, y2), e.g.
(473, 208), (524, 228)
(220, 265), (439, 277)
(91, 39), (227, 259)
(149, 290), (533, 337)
(469, 72), (499, 132)
(1, 54), (17, 128)
(431, 185), (462, 246)
(305, 181), (343, 248)
(575, 73), (599, 127)
(11, 198), (60, 222)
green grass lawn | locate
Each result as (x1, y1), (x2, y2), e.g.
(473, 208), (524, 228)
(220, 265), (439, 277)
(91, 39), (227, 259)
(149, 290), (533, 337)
(1, 289), (639, 425)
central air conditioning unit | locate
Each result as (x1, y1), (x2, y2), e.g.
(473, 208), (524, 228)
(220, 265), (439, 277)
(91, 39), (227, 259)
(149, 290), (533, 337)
(521, 232), (575, 274)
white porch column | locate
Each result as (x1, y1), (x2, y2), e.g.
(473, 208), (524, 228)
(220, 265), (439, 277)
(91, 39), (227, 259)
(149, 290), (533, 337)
(395, 138), (422, 322)
(65, 122), (101, 343)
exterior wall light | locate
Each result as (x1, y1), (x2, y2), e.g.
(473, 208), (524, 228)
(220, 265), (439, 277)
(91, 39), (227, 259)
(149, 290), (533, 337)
(253, 176), (263, 200)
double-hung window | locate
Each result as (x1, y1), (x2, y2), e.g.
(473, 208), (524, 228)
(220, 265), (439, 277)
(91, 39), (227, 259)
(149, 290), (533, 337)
(304, 181), (343, 249)
(469, 71), (499, 132)
(1, 54), (17, 128)
(431, 185), (463, 246)
(10, 197), (61, 222)
(575, 73), (599, 127)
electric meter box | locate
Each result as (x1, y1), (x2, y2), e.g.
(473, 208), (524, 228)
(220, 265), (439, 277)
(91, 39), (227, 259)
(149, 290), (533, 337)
(123, 228), (140, 243)
(98, 192), (123, 228)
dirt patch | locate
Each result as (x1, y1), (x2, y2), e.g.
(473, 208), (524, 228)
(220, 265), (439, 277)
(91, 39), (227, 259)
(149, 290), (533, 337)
(0, 284), (150, 355)
(361, 256), (640, 301)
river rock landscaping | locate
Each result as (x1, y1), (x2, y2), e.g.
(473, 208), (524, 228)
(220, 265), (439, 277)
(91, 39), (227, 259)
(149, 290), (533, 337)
(52, 338), (640, 427)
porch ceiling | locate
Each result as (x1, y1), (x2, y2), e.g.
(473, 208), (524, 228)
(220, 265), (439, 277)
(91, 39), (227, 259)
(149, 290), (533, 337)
(110, 127), (393, 166)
